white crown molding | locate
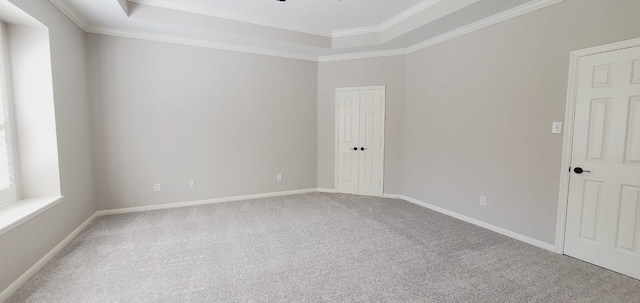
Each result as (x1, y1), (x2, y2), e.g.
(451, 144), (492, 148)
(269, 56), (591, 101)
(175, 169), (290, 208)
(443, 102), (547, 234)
(134, 0), (444, 40)
(380, 0), (443, 32)
(129, 0), (331, 37)
(49, 0), (320, 61)
(331, 25), (381, 39)
(48, 0), (89, 31)
(318, 48), (408, 62)
(320, 0), (565, 62)
(405, 0), (565, 54)
(48, 0), (565, 64)
(86, 26), (320, 62)
(332, 0), (442, 38)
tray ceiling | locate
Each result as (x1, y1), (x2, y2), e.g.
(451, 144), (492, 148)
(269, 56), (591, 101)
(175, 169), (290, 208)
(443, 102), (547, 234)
(47, 0), (563, 61)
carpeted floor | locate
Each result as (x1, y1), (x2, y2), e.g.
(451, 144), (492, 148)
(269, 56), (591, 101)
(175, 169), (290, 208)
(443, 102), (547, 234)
(6, 193), (640, 302)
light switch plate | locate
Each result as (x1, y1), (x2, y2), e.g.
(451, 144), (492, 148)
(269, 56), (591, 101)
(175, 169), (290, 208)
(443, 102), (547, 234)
(552, 122), (562, 134)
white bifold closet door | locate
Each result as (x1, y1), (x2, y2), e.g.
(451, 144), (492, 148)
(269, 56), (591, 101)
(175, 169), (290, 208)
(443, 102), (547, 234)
(336, 87), (385, 196)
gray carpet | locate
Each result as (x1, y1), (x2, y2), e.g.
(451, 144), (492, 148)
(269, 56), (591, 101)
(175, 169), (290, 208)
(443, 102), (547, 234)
(6, 193), (640, 302)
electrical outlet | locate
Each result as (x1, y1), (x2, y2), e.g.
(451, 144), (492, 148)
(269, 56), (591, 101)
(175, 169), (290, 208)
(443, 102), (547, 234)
(154, 184), (161, 192)
(277, 174), (282, 182)
(480, 196), (487, 206)
(189, 180), (195, 188)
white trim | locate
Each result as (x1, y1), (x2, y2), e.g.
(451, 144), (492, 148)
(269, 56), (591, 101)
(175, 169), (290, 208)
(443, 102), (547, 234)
(0, 211), (98, 302)
(86, 26), (319, 62)
(0, 188), (322, 299)
(334, 86), (386, 197)
(47, 0), (566, 63)
(133, 0), (444, 39)
(563, 37), (640, 58)
(382, 193), (402, 199)
(50, 0), (320, 62)
(0, 196), (64, 236)
(318, 49), (407, 63)
(129, 0), (331, 37)
(554, 51), (579, 254)
(405, 0), (564, 54)
(331, 0), (443, 38)
(555, 37), (640, 254)
(96, 188), (317, 216)
(0, 189), (558, 300)
(400, 195), (556, 252)
(379, 0), (443, 33)
(320, 0), (564, 62)
(378, 88), (387, 198)
(317, 188), (338, 193)
(331, 25), (380, 39)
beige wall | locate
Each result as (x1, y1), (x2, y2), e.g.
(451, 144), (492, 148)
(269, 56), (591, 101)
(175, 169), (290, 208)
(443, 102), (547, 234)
(403, 0), (640, 244)
(0, 0), (95, 293)
(88, 34), (318, 210)
(317, 56), (405, 194)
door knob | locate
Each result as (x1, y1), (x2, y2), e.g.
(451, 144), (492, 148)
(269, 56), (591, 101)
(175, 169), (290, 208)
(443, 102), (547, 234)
(352, 147), (358, 151)
(573, 167), (591, 174)
(360, 147), (366, 151)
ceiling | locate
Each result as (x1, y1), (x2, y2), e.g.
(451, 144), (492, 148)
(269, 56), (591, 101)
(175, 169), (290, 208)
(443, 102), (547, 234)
(130, 0), (426, 36)
(48, 0), (563, 61)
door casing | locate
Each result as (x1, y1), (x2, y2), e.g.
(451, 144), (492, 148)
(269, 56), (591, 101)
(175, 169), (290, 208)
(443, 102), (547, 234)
(555, 37), (640, 253)
(334, 86), (386, 197)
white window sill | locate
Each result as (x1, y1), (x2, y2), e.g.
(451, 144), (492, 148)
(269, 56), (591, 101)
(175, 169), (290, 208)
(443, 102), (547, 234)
(0, 196), (63, 236)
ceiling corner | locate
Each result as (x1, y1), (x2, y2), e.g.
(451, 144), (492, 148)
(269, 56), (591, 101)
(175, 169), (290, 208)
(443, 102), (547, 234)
(48, 0), (89, 31)
(116, 0), (129, 16)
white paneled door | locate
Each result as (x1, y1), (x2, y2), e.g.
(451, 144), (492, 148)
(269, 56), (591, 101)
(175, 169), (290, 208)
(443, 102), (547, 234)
(337, 89), (361, 195)
(336, 87), (385, 196)
(564, 45), (640, 280)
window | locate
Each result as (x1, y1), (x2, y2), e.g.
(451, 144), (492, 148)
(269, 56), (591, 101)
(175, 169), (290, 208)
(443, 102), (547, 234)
(0, 2), (62, 235)
(0, 22), (16, 207)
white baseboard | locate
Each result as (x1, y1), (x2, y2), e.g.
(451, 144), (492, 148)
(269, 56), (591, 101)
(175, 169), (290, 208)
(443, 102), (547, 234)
(398, 195), (556, 252)
(316, 188), (338, 193)
(317, 190), (399, 198)
(382, 193), (402, 199)
(322, 191), (552, 251)
(97, 188), (318, 216)
(0, 212), (98, 302)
